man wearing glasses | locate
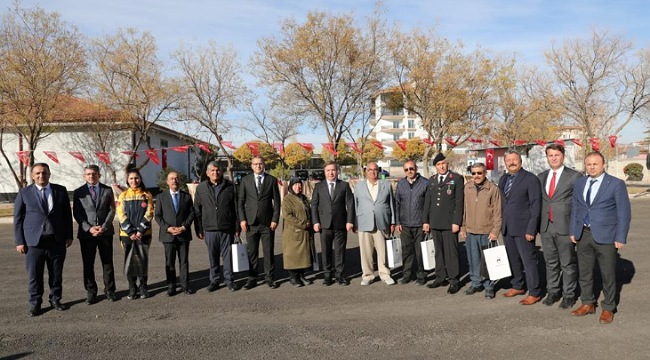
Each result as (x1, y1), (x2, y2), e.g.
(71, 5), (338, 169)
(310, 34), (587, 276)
(460, 162), (502, 299)
(394, 160), (429, 285)
(239, 157), (282, 289)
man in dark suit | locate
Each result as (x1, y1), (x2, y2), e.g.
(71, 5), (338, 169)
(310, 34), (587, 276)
(311, 161), (355, 286)
(537, 144), (580, 309)
(499, 149), (542, 305)
(570, 152), (631, 324)
(155, 171), (195, 296)
(423, 153), (464, 294)
(239, 157), (282, 289)
(194, 162), (240, 292)
(14, 163), (73, 316)
(73, 164), (117, 305)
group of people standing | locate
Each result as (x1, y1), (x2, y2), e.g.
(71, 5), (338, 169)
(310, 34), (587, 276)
(13, 146), (631, 325)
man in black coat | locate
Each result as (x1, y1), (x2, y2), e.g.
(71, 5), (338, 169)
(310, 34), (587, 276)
(155, 171), (195, 296)
(311, 161), (355, 286)
(73, 164), (117, 304)
(238, 157), (281, 289)
(14, 163), (73, 316)
(194, 162), (240, 292)
(422, 154), (464, 294)
(499, 149), (542, 305)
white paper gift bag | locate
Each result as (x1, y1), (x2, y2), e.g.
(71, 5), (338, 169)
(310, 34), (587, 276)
(386, 236), (403, 269)
(482, 240), (511, 281)
(231, 237), (250, 273)
(421, 235), (436, 270)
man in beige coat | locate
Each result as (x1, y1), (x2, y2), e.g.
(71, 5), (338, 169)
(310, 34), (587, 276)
(460, 162), (502, 299)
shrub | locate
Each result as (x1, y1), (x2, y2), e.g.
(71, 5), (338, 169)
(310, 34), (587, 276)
(623, 162), (644, 181)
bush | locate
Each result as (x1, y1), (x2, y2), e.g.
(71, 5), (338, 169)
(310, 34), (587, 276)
(623, 162), (644, 181)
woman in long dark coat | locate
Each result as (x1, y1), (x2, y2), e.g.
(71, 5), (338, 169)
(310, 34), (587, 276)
(282, 177), (314, 287)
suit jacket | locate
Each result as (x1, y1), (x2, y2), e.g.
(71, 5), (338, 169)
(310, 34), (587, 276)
(538, 167), (581, 234)
(311, 179), (355, 230)
(422, 171), (464, 229)
(14, 183), (73, 247)
(238, 172), (281, 226)
(154, 190), (195, 243)
(73, 182), (116, 239)
(499, 169), (541, 236)
(353, 179), (394, 232)
(569, 173), (631, 244)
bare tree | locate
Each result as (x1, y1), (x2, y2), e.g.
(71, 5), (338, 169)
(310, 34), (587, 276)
(173, 40), (249, 178)
(89, 28), (180, 171)
(545, 29), (650, 151)
(252, 8), (389, 161)
(0, 3), (87, 187)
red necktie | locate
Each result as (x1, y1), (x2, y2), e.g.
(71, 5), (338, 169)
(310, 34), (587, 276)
(548, 171), (556, 221)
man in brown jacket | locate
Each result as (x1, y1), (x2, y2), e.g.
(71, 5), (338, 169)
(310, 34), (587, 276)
(460, 162), (502, 299)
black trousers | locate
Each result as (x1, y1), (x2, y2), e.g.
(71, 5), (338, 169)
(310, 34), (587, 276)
(504, 233), (541, 296)
(430, 229), (460, 285)
(577, 228), (618, 312)
(25, 236), (66, 306)
(319, 228), (347, 279)
(246, 224), (275, 281)
(400, 226), (426, 280)
(163, 240), (190, 289)
(79, 235), (116, 295)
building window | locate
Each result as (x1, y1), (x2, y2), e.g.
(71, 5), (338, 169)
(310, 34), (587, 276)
(408, 119), (414, 128)
(160, 139), (168, 147)
(408, 132), (414, 139)
(393, 133), (400, 141)
(392, 121), (400, 129)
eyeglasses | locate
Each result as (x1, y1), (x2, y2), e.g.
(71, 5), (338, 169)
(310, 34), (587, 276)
(471, 172), (484, 175)
(366, 168), (379, 172)
(403, 167), (415, 172)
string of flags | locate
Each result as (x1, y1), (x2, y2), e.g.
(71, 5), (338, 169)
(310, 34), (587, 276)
(14, 135), (620, 166)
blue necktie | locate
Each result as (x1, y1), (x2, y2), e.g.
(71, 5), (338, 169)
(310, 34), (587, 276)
(172, 193), (179, 213)
(504, 175), (514, 199)
(584, 179), (597, 225)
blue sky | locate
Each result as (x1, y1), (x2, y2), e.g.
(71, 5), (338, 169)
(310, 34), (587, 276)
(9, 0), (650, 144)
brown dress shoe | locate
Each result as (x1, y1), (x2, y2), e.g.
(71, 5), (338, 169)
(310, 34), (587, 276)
(599, 310), (614, 324)
(519, 295), (541, 305)
(571, 304), (596, 316)
(502, 289), (526, 297)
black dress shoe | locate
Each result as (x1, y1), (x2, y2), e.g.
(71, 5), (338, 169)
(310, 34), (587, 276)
(290, 278), (304, 287)
(50, 300), (67, 311)
(243, 280), (257, 290)
(415, 279), (426, 286)
(543, 293), (561, 306)
(227, 283), (240, 292)
(86, 294), (97, 305)
(139, 289), (150, 299)
(207, 282), (220, 292)
(105, 291), (118, 302)
(559, 298), (576, 309)
(464, 286), (484, 295)
(398, 277), (412, 285)
(182, 287), (195, 295)
(322, 277), (334, 286)
(427, 280), (449, 289)
(29, 305), (41, 317)
(127, 289), (138, 300)
(267, 280), (279, 289)
(336, 277), (350, 286)
(485, 289), (496, 299)
(300, 276), (313, 286)
(167, 287), (177, 297)
(447, 284), (460, 294)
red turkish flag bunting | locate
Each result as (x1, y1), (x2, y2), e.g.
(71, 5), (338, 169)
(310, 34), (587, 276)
(246, 142), (260, 156)
(570, 139), (581, 147)
(371, 140), (384, 150)
(121, 150), (140, 158)
(468, 138), (484, 143)
(298, 143), (314, 151)
(69, 151), (85, 162)
(535, 140), (547, 147)
(322, 143), (338, 156)
(485, 148), (495, 170)
(445, 137), (458, 147)
(422, 138), (435, 146)
(272, 142), (285, 155)
(169, 145), (189, 152)
(608, 135), (617, 148)
(96, 152), (111, 164)
(196, 143), (212, 153)
(43, 151), (59, 164)
(221, 141), (236, 150)
(144, 149), (160, 165)
(395, 139), (407, 151)
(489, 140), (501, 147)
(514, 140), (527, 146)
(590, 138), (601, 151)
(17, 151), (30, 166)
(346, 142), (362, 154)
(555, 139), (566, 146)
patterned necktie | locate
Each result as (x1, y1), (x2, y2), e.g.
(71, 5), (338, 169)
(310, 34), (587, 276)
(504, 175), (514, 199)
(548, 172), (557, 221)
(90, 185), (97, 202)
(257, 176), (262, 193)
(329, 182), (334, 199)
(584, 179), (597, 225)
(172, 192), (179, 213)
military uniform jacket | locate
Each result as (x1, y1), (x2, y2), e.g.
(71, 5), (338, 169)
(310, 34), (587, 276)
(422, 171), (464, 230)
